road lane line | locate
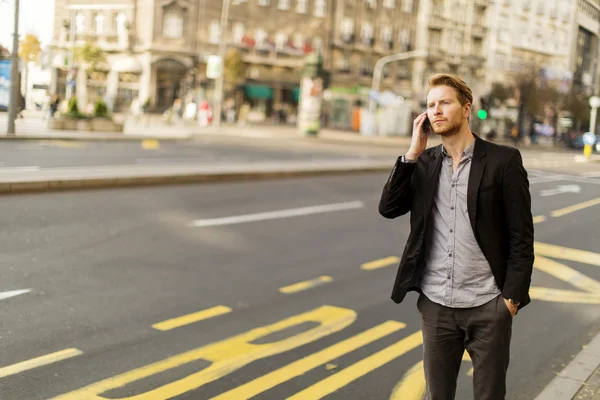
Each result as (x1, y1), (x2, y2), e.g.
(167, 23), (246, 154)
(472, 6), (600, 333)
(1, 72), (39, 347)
(0, 166), (40, 173)
(142, 139), (160, 150)
(287, 331), (423, 399)
(152, 305), (232, 331)
(533, 215), (547, 224)
(550, 197), (600, 217)
(212, 321), (405, 400)
(279, 276), (333, 294)
(191, 201), (364, 227)
(54, 306), (356, 399)
(0, 349), (83, 379)
(361, 256), (400, 270)
(581, 171), (600, 178)
(0, 289), (32, 301)
(535, 242), (600, 266)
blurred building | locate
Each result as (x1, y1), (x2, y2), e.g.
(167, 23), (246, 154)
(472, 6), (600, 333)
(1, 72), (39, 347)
(571, 0), (600, 95)
(411, 0), (490, 110)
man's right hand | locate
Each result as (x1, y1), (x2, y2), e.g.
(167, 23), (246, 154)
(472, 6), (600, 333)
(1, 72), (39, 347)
(405, 112), (430, 161)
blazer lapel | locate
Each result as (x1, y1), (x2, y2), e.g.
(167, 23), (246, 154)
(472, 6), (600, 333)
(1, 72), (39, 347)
(467, 136), (487, 234)
(424, 146), (444, 223)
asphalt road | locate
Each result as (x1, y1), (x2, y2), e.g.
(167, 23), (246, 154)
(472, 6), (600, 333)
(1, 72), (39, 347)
(1, 165), (600, 399)
(0, 137), (398, 170)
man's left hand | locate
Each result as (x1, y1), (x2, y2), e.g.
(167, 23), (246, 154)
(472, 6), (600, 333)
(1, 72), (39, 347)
(503, 298), (517, 317)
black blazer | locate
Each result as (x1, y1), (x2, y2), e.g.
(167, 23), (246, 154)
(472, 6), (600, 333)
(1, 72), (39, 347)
(379, 135), (535, 309)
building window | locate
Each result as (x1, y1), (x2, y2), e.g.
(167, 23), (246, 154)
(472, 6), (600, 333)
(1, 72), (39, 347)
(399, 29), (410, 51)
(258, 0), (270, 6)
(337, 52), (351, 72)
(296, 0), (308, 13)
(93, 12), (104, 35)
(293, 32), (304, 49)
(384, 0), (395, 8)
(495, 52), (507, 69)
(115, 12), (127, 36)
(366, 0), (377, 8)
(498, 15), (509, 42)
(341, 18), (354, 42)
(314, 0), (327, 17)
(163, 12), (184, 39)
(233, 22), (245, 44)
(359, 59), (372, 76)
(256, 28), (268, 47)
(361, 22), (374, 46)
(536, 0), (545, 15)
(278, 0), (290, 10)
(275, 32), (287, 51)
(381, 25), (393, 49)
(429, 29), (441, 49)
(209, 21), (220, 44)
(75, 12), (85, 34)
(402, 0), (413, 13)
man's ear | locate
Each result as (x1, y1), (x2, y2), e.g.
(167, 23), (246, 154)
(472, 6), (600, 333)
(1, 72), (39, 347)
(464, 102), (472, 119)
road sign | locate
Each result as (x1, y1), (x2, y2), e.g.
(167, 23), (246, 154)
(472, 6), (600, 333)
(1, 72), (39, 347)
(540, 185), (581, 197)
(583, 132), (597, 146)
(206, 55), (223, 79)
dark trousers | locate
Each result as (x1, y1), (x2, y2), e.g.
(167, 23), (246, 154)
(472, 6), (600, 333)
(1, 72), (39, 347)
(417, 293), (512, 400)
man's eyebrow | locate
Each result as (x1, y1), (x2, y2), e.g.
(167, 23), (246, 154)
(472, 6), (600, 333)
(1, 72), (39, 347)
(427, 98), (453, 105)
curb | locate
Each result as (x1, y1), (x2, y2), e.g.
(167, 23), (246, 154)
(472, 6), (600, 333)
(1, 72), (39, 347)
(534, 331), (600, 400)
(0, 135), (192, 142)
(0, 164), (392, 195)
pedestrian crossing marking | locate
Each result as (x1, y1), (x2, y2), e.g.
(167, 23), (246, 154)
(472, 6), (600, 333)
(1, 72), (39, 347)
(213, 321), (405, 399)
(0, 348), (83, 379)
(152, 305), (232, 331)
(54, 306), (356, 399)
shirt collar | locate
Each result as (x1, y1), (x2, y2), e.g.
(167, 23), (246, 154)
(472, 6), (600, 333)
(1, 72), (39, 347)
(440, 141), (475, 160)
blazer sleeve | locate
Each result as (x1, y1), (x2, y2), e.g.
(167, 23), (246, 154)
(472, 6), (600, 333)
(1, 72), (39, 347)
(379, 156), (417, 219)
(501, 148), (535, 304)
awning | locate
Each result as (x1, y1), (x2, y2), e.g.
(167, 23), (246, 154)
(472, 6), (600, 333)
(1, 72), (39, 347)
(245, 84), (273, 99)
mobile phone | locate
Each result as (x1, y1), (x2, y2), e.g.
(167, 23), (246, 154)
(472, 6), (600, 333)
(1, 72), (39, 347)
(422, 116), (430, 134)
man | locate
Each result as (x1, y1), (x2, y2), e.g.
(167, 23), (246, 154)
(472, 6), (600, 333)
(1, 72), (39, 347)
(379, 74), (534, 400)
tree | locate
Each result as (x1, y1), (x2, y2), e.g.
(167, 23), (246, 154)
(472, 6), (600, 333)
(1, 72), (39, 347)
(223, 48), (246, 91)
(75, 41), (106, 72)
(19, 33), (42, 107)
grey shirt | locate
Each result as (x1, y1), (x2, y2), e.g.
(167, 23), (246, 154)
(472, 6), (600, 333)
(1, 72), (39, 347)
(408, 143), (500, 308)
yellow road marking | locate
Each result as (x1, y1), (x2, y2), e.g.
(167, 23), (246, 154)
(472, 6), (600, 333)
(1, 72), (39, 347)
(279, 276), (333, 294)
(288, 331), (423, 399)
(0, 348), (83, 379)
(535, 242), (600, 266)
(533, 215), (547, 224)
(141, 139), (159, 150)
(551, 197), (600, 217)
(54, 306), (355, 399)
(530, 255), (600, 303)
(361, 256), (400, 270)
(39, 140), (86, 149)
(391, 351), (472, 399)
(152, 305), (232, 331)
(213, 321), (405, 400)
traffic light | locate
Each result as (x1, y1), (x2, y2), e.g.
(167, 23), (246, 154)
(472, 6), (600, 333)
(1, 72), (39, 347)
(478, 96), (489, 120)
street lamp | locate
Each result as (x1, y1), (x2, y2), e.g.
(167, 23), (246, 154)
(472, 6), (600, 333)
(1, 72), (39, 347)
(212, 0), (231, 128)
(365, 49), (428, 136)
(6, 0), (20, 136)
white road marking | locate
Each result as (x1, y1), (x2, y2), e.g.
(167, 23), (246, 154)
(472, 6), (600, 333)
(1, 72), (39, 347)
(0, 289), (32, 301)
(191, 201), (365, 228)
(0, 166), (41, 173)
(540, 185), (581, 197)
(581, 171), (600, 178)
(0, 348), (83, 378)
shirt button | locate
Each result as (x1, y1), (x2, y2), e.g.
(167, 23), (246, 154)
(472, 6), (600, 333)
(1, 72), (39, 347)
(450, 206), (455, 210)
(451, 184), (456, 187)
(449, 253), (453, 257)
(450, 229), (454, 233)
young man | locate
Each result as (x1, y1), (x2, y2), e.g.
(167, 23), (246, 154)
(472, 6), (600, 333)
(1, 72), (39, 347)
(379, 74), (534, 400)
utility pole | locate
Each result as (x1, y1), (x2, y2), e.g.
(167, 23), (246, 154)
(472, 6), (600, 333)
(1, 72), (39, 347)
(212, 0), (231, 128)
(7, 0), (20, 136)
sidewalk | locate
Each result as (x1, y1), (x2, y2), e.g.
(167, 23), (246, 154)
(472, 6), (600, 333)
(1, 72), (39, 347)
(535, 330), (600, 400)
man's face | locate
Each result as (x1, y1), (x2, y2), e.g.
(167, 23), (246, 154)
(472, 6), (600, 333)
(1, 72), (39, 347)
(426, 86), (471, 137)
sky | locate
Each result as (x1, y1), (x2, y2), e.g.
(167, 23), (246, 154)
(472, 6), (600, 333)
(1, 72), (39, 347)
(0, 0), (55, 50)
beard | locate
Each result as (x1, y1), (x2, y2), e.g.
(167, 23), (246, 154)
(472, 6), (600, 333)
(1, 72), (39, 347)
(431, 118), (463, 137)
